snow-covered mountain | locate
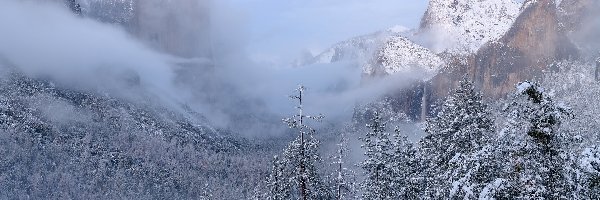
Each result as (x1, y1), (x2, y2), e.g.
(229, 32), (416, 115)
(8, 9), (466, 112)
(369, 35), (443, 78)
(470, 0), (578, 98)
(305, 0), (522, 79)
(305, 29), (443, 79)
(306, 26), (410, 66)
(306, 0), (589, 120)
(418, 0), (521, 55)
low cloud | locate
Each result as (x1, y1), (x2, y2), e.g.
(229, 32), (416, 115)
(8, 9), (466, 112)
(0, 0), (426, 137)
(0, 1), (181, 105)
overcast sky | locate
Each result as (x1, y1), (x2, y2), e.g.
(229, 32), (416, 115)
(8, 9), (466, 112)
(218, 0), (428, 65)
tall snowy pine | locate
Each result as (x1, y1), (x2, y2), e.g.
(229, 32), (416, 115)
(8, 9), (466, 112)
(418, 77), (495, 198)
(360, 111), (396, 199)
(494, 81), (576, 199)
(328, 131), (357, 200)
(265, 85), (331, 200)
(390, 127), (420, 199)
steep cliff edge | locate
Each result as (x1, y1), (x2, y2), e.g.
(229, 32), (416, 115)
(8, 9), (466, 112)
(392, 0), (581, 119)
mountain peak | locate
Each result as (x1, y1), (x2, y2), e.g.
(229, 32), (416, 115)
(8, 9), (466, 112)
(419, 0), (520, 55)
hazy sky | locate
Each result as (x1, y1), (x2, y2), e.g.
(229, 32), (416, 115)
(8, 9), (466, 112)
(219, 0), (428, 64)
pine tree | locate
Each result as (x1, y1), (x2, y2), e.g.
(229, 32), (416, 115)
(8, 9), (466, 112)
(328, 131), (357, 200)
(360, 111), (396, 199)
(418, 76), (495, 198)
(390, 127), (420, 199)
(266, 85), (331, 200)
(579, 146), (600, 199)
(66, 0), (82, 15)
(266, 155), (291, 200)
(494, 81), (576, 199)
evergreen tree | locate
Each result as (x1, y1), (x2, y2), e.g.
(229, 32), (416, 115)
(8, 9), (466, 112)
(266, 155), (291, 200)
(579, 146), (600, 199)
(390, 127), (420, 199)
(418, 76), (495, 198)
(360, 111), (396, 199)
(328, 131), (357, 200)
(66, 0), (81, 15)
(266, 85), (331, 200)
(494, 81), (576, 199)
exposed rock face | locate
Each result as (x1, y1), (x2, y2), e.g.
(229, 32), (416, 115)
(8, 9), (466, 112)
(301, 0), (588, 120)
(76, 0), (212, 59)
(390, 0), (580, 120)
(132, 0), (212, 58)
(427, 0), (578, 99)
(469, 0), (578, 98)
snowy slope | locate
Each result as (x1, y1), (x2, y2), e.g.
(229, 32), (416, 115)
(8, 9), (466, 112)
(369, 35), (443, 78)
(420, 0), (521, 54)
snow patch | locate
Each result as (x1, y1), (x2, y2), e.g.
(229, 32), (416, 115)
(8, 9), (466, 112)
(580, 146), (600, 173)
(516, 82), (532, 93)
(479, 178), (506, 200)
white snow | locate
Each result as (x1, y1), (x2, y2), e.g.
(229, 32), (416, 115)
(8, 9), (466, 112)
(479, 178), (506, 200)
(421, 0), (521, 55)
(376, 35), (444, 78)
(307, 28), (443, 80)
(516, 82), (532, 93)
(580, 146), (600, 173)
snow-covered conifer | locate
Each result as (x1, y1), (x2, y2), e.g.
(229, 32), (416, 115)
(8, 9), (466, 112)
(328, 131), (357, 200)
(390, 127), (420, 199)
(494, 81), (576, 199)
(418, 76), (495, 198)
(266, 85), (331, 200)
(360, 111), (396, 199)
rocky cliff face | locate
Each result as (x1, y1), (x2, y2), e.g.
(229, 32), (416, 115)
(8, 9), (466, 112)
(131, 0), (212, 59)
(296, 0), (590, 120)
(383, 0), (581, 120)
(77, 0), (212, 59)
(427, 0), (578, 95)
(468, 0), (579, 98)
